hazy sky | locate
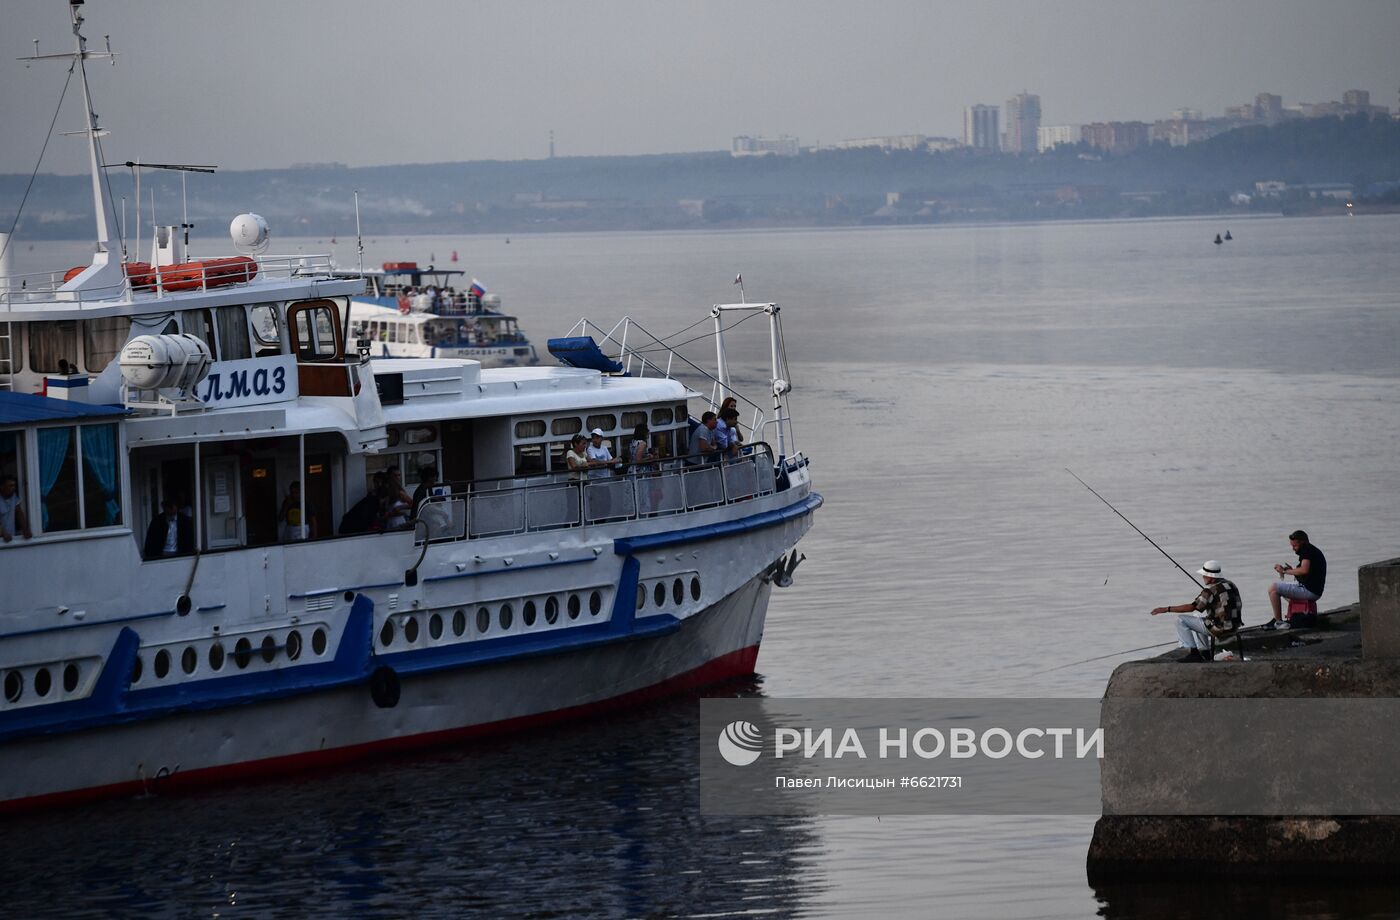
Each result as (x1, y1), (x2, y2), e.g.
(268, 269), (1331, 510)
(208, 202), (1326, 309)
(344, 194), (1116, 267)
(3, 0), (1398, 174)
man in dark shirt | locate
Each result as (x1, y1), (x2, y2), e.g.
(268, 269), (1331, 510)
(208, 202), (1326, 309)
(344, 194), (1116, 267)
(143, 499), (194, 559)
(1264, 529), (1327, 629)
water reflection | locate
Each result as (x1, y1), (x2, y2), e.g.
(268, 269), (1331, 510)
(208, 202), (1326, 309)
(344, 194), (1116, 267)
(0, 682), (828, 918)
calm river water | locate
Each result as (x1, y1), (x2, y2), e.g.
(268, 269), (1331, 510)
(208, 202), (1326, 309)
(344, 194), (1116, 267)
(4, 215), (1399, 917)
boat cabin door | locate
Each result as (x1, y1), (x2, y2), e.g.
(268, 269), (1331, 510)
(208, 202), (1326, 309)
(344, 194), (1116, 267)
(203, 457), (243, 549)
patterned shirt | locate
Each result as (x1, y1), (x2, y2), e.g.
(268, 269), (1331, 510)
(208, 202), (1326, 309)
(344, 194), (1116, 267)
(1192, 579), (1243, 632)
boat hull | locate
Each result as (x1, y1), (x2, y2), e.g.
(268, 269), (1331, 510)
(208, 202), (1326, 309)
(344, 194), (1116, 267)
(0, 574), (772, 813)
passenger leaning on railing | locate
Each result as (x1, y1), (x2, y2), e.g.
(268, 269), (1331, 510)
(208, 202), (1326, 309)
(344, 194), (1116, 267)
(566, 434), (590, 481)
(693, 412), (721, 463)
(627, 423), (654, 473)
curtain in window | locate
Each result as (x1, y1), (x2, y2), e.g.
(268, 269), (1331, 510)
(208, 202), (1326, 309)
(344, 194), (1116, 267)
(29, 321), (78, 373)
(80, 424), (122, 526)
(37, 426), (71, 530)
(216, 306), (252, 360)
(83, 316), (130, 372)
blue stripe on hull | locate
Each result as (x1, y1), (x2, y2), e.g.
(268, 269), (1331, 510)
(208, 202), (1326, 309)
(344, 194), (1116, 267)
(0, 493), (819, 745)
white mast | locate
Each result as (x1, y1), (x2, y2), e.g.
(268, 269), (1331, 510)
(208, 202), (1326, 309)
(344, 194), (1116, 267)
(27, 2), (124, 295)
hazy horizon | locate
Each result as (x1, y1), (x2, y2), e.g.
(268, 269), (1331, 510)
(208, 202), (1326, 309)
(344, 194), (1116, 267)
(2, 0), (1399, 175)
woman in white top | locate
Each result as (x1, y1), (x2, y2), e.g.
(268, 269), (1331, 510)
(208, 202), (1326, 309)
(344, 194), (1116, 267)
(565, 434), (590, 481)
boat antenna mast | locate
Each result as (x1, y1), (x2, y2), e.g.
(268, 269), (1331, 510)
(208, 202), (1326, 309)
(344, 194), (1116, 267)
(104, 160), (216, 262)
(25, 0), (122, 294)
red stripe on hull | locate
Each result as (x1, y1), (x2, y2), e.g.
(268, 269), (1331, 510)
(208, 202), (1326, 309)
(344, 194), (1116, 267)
(1, 644), (760, 816)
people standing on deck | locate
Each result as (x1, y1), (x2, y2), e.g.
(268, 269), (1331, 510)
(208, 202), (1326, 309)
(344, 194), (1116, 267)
(279, 481), (317, 542)
(586, 429), (615, 478)
(1264, 530), (1327, 630)
(143, 499), (194, 559)
(381, 466), (412, 530)
(565, 434), (591, 481)
(1150, 560), (1243, 663)
(412, 466), (440, 513)
(627, 423), (654, 472)
(693, 412), (720, 462)
(0, 475), (32, 543)
(719, 407), (743, 457)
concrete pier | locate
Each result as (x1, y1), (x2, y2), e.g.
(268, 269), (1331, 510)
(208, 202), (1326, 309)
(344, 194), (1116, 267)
(1087, 558), (1400, 882)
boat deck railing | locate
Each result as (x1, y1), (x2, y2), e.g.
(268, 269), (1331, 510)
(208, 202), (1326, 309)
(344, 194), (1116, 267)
(415, 443), (781, 543)
(2, 253), (337, 311)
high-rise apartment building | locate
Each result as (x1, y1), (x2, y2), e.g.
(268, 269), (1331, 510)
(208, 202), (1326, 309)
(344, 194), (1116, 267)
(1004, 93), (1042, 154)
(1254, 93), (1283, 123)
(963, 105), (1001, 151)
(1036, 124), (1078, 152)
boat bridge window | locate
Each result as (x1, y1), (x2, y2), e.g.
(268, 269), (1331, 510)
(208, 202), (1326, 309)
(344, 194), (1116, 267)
(250, 303), (283, 357)
(216, 306), (252, 361)
(287, 299), (343, 361)
(550, 417), (582, 437)
(33, 422), (123, 534)
(28, 321), (78, 374)
(82, 316), (129, 372)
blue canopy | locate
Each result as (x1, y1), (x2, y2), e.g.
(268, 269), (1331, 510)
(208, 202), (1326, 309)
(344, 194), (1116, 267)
(0, 392), (128, 426)
(547, 337), (624, 374)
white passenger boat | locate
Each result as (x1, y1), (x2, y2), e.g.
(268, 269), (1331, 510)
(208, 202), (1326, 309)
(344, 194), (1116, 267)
(0, 5), (818, 812)
(330, 263), (540, 368)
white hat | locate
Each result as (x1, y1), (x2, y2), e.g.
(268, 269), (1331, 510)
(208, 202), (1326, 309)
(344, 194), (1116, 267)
(1198, 560), (1225, 579)
(590, 428), (605, 437)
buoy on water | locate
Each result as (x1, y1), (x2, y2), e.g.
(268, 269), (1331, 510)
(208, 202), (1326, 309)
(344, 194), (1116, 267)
(451, 250), (458, 262)
(1224, 230), (1232, 241)
(1214, 234), (1223, 245)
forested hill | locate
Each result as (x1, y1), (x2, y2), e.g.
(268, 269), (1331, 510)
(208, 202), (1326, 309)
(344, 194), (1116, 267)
(4, 115), (1397, 239)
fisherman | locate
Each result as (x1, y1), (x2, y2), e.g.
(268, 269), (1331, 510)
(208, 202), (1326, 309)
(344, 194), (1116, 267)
(1264, 530), (1327, 630)
(1150, 560), (1242, 663)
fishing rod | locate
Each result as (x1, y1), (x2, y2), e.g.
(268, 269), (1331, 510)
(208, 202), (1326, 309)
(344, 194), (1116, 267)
(1031, 641), (1178, 675)
(1065, 468), (1203, 590)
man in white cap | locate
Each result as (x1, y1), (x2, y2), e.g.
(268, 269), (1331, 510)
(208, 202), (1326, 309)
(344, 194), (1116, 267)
(1150, 560), (1243, 662)
(585, 428), (614, 478)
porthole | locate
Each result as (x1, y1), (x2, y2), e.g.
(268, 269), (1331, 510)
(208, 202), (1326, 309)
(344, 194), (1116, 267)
(209, 643), (225, 671)
(655, 583), (666, 607)
(404, 616), (420, 643)
(154, 649), (171, 679)
(545, 596), (560, 624)
(429, 613), (444, 640)
(637, 585), (646, 610)
(476, 606), (490, 634)
(130, 655), (143, 684)
(182, 647), (197, 675)
(673, 579), (684, 605)
(379, 620), (395, 648)
(691, 577), (702, 601)
(234, 638), (253, 669)
(589, 591), (603, 616)
(312, 628), (328, 656)
(286, 630), (303, 661)
(453, 608), (467, 637)
(4, 671), (21, 703)
(499, 604), (514, 630)
(34, 668), (52, 698)
(261, 636), (277, 663)
(63, 663), (80, 693)
(567, 594), (581, 620)
(523, 601), (537, 627)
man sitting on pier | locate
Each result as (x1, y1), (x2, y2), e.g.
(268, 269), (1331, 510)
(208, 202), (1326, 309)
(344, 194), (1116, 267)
(1263, 530), (1326, 630)
(1150, 560), (1243, 663)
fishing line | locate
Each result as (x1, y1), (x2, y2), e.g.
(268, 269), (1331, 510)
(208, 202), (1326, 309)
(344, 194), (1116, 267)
(1065, 468), (1203, 589)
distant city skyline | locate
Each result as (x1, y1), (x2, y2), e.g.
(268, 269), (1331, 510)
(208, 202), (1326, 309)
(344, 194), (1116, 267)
(2, 0), (1399, 173)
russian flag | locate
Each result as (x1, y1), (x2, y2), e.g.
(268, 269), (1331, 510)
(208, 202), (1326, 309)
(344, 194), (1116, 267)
(468, 278), (486, 298)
